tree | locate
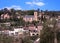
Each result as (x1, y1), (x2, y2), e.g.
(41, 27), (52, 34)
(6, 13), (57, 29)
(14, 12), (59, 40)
(40, 18), (57, 43)
(0, 34), (13, 43)
(27, 10), (34, 15)
(22, 36), (33, 43)
(32, 20), (39, 26)
(10, 8), (16, 20)
(10, 17), (25, 27)
(40, 23), (54, 43)
(52, 18), (57, 43)
(30, 35), (39, 41)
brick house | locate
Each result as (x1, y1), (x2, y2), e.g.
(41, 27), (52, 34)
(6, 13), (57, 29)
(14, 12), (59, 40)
(23, 11), (38, 22)
(28, 24), (38, 36)
(1, 13), (10, 19)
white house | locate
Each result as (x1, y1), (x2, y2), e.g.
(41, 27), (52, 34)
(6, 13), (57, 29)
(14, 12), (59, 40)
(9, 31), (15, 36)
(9, 27), (25, 37)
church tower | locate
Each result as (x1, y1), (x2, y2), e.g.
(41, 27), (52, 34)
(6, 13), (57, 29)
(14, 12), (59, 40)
(34, 10), (38, 21)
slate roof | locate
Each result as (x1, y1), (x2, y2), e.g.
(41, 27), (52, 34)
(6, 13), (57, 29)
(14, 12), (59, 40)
(24, 15), (34, 18)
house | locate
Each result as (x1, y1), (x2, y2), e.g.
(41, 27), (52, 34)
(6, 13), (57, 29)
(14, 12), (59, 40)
(3, 30), (9, 35)
(1, 13), (11, 19)
(44, 15), (50, 20)
(0, 30), (9, 35)
(0, 26), (29, 37)
(28, 24), (38, 36)
(38, 11), (45, 21)
(58, 16), (60, 19)
(14, 27), (24, 35)
(15, 12), (21, 19)
(8, 27), (26, 37)
(37, 23), (43, 35)
(30, 30), (38, 36)
(56, 19), (60, 28)
(23, 15), (34, 22)
(27, 23), (43, 36)
(23, 11), (38, 22)
(9, 31), (15, 36)
(0, 22), (11, 26)
(28, 24), (37, 30)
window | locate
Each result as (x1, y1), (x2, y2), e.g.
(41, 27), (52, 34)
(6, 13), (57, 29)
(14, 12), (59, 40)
(11, 33), (14, 35)
(15, 32), (18, 35)
(37, 34), (38, 35)
(32, 34), (35, 35)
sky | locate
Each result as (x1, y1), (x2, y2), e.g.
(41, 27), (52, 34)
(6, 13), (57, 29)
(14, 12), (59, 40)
(0, 0), (60, 10)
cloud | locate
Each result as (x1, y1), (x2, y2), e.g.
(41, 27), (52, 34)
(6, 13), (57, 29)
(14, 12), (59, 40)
(25, 0), (45, 6)
(26, 2), (32, 5)
(4, 5), (22, 10)
(33, 2), (45, 6)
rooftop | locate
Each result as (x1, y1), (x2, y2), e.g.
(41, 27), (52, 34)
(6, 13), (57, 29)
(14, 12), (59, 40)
(24, 15), (34, 18)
